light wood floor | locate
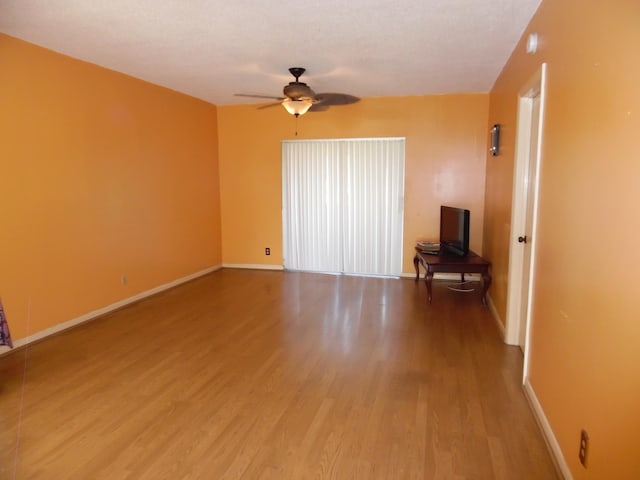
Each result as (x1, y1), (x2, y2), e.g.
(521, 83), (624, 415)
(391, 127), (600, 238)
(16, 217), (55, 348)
(0, 269), (558, 479)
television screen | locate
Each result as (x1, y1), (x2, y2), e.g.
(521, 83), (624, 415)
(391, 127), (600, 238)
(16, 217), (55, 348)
(440, 206), (470, 257)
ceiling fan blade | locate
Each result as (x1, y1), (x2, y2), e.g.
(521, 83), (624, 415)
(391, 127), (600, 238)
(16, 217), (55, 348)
(257, 102), (283, 110)
(234, 93), (285, 100)
(308, 103), (330, 112)
(314, 93), (360, 106)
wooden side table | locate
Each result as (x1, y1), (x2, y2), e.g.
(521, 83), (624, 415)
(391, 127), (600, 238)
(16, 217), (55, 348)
(413, 247), (491, 305)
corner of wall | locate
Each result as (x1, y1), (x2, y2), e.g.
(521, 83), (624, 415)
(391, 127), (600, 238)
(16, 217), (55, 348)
(487, 293), (506, 341)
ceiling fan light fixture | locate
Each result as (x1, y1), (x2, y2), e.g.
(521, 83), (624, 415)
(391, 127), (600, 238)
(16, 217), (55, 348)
(282, 98), (313, 117)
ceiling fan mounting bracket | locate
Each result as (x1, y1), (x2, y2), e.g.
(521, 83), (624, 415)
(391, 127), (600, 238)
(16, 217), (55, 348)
(288, 67), (306, 82)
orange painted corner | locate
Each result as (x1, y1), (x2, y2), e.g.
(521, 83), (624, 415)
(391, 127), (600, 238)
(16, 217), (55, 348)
(0, 34), (222, 340)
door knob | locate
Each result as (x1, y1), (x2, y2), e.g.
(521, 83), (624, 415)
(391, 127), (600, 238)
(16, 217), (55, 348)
(518, 235), (527, 244)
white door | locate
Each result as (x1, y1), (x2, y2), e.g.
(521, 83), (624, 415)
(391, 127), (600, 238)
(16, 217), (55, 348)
(518, 94), (541, 349)
(505, 64), (547, 371)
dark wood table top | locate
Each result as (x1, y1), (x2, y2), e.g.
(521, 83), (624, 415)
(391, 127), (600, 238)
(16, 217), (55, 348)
(414, 248), (490, 267)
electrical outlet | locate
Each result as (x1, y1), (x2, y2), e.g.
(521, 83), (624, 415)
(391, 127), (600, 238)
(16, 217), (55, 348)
(121, 274), (128, 286)
(265, 247), (270, 255)
(579, 429), (589, 467)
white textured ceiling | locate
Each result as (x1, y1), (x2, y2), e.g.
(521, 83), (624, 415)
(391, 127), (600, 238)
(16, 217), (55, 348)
(0, 0), (541, 106)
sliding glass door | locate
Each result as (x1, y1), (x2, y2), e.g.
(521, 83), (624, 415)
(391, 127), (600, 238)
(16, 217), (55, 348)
(282, 138), (405, 276)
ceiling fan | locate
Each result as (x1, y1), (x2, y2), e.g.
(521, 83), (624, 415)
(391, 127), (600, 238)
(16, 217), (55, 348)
(235, 67), (359, 117)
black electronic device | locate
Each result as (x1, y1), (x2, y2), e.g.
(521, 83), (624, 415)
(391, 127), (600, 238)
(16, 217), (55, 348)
(439, 205), (470, 257)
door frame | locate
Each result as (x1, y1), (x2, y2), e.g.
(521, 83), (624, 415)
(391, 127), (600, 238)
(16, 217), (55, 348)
(504, 63), (547, 380)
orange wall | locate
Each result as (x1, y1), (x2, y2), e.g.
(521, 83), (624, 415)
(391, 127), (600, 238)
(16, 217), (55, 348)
(0, 34), (222, 342)
(484, 0), (640, 477)
(218, 95), (489, 273)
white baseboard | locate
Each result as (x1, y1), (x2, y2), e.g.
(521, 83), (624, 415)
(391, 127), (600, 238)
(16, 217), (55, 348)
(0, 265), (222, 355)
(486, 294), (506, 341)
(222, 263), (284, 271)
(523, 378), (572, 479)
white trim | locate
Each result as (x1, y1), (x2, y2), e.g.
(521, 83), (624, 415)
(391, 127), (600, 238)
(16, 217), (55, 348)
(222, 263), (284, 271)
(523, 378), (573, 479)
(486, 294), (506, 341)
(0, 265), (221, 355)
(521, 64), (547, 379)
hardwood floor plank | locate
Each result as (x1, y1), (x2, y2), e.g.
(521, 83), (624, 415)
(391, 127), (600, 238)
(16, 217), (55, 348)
(0, 270), (559, 479)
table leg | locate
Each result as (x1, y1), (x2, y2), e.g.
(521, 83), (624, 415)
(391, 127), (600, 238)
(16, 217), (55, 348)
(481, 270), (492, 305)
(413, 254), (420, 281)
(425, 269), (434, 304)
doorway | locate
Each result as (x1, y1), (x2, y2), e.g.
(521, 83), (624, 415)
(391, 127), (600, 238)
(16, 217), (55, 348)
(505, 64), (547, 378)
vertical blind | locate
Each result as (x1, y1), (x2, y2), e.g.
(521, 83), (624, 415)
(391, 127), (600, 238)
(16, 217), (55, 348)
(282, 138), (405, 276)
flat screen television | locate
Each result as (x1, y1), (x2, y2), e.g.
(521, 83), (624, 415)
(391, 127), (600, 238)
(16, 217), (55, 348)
(440, 205), (470, 257)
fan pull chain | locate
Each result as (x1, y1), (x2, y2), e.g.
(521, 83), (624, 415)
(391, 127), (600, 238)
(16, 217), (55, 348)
(295, 114), (299, 136)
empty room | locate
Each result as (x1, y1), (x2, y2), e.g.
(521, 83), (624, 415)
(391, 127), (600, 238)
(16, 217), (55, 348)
(1, 0), (638, 478)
